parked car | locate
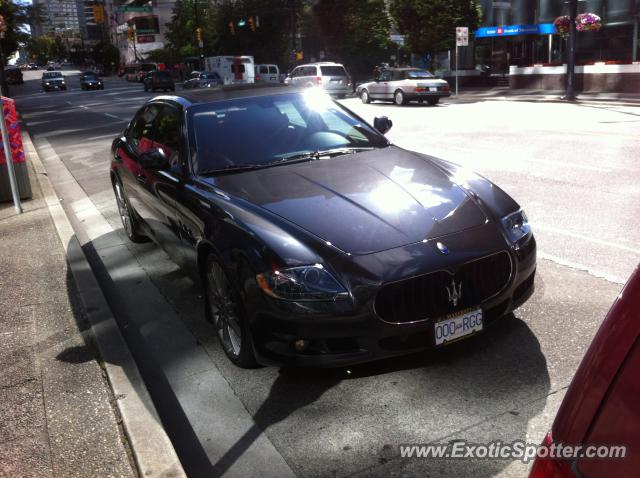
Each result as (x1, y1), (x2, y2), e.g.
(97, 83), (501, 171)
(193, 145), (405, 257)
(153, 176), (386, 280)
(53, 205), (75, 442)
(183, 71), (222, 89)
(79, 71), (104, 90)
(285, 62), (352, 98)
(254, 64), (280, 83)
(357, 68), (451, 106)
(143, 70), (175, 92)
(529, 264), (640, 477)
(42, 71), (67, 91)
(110, 84), (536, 368)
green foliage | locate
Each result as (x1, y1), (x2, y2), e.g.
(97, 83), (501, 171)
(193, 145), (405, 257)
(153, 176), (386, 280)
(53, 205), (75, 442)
(165, 0), (218, 57)
(91, 41), (120, 68)
(304, 0), (392, 77)
(389, 0), (482, 55)
(1, 0), (40, 62)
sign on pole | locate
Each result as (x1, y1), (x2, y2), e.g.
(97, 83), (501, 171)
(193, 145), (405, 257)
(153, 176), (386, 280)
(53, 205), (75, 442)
(454, 27), (468, 97)
(456, 26), (469, 46)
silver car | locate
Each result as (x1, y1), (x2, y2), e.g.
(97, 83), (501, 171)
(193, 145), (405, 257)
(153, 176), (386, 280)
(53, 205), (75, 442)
(357, 68), (451, 106)
(285, 62), (351, 98)
(183, 71), (223, 89)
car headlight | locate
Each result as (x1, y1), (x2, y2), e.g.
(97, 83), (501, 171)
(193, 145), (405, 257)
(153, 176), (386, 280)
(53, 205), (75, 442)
(45, 82), (50, 85)
(501, 209), (531, 243)
(256, 264), (348, 301)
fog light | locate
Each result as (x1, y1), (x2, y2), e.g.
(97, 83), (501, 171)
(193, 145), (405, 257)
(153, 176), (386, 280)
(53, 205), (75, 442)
(293, 339), (309, 352)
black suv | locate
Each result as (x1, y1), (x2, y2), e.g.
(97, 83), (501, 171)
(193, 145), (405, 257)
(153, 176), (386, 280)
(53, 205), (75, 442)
(143, 71), (175, 92)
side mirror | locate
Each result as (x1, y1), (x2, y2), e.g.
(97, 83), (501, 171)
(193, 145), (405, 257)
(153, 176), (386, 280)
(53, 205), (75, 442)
(139, 148), (169, 170)
(374, 116), (393, 135)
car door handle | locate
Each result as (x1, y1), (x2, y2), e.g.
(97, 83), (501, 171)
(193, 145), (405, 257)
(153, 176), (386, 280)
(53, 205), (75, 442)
(136, 174), (147, 184)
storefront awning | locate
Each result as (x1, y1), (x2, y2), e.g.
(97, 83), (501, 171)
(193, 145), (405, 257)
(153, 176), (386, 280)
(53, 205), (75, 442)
(475, 24), (556, 38)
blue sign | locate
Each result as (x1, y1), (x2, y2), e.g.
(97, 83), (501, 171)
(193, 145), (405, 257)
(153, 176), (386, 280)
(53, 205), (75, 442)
(474, 23), (556, 38)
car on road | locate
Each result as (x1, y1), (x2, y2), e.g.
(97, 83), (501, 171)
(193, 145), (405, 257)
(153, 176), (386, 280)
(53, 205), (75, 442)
(28, 63), (38, 70)
(79, 71), (104, 90)
(255, 64), (281, 83)
(285, 62), (352, 98)
(42, 71), (67, 91)
(529, 264), (640, 477)
(143, 70), (175, 92)
(110, 84), (536, 368)
(182, 71), (223, 89)
(357, 68), (451, 106)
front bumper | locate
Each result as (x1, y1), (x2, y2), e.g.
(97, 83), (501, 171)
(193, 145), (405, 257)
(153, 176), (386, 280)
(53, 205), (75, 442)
(83, 83), (103, 89)
(247, 231), (537, 367)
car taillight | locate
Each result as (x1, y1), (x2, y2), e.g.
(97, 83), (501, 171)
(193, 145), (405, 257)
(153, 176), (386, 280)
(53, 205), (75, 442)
(443, 84), (450, 91)
(529, 432), (573, 478)
(316, 76), (322, 85)
(415, 87), (426, 92)
(256, 75), (261, 82)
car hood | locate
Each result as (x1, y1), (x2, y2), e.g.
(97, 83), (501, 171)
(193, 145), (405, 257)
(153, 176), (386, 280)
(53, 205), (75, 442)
(207, 147), (489, 255)
(44, 78), (64, 82)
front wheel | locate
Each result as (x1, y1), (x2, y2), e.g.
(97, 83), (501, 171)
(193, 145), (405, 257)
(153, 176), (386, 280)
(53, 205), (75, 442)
(394, 90), (406, 106)
(205, 256), (257, 368)
(360, 89), (371, 104)
(113, 179), (147, 243)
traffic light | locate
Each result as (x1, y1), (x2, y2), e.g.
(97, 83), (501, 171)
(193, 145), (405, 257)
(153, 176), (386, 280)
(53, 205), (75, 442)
(248, 16), (255, 31)
(196, 27), (203, 42)
(127, 27), (135, 42)
(228, 21), (235, 35)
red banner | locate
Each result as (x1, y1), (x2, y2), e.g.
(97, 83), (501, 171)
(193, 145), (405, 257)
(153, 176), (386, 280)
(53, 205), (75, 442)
(0, 97), (25, 165)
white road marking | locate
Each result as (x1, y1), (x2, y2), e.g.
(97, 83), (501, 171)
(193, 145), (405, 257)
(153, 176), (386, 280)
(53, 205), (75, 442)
(535, 224), (640, 254)
(538, 252), (625, 284)
(104, 113), (125, 121)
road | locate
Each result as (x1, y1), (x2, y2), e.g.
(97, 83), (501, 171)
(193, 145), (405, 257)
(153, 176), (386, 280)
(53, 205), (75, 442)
(13, 70), (638, 477)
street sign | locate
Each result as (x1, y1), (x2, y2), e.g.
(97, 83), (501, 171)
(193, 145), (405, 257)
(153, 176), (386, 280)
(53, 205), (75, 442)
(456, 26), (469, 46)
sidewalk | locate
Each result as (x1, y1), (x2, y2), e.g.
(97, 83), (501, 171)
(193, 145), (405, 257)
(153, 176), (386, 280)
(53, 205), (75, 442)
(0, 165), (135, 477)
(450, 87), (640, 105)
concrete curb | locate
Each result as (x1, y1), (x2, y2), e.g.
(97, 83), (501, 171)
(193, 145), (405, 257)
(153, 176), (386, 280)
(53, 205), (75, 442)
(22, 130), (187, 478)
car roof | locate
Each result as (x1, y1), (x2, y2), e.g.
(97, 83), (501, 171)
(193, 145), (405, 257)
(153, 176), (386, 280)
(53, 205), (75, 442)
(151, 83), (304, 108)
(297, 62), (344, 67)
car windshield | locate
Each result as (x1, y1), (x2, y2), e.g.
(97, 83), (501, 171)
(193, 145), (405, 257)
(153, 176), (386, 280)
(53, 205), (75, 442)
(190, 90), (388, 174)
(83, 74), (98, 80)
(406, 70), (434, 79)
(43, 72), (63, 79)
(203, 73), (220, 79)
(320, 66), (347, 76)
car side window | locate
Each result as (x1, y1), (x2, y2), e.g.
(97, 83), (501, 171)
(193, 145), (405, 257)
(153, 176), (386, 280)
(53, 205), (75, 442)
(291, 67), (301, 78)
(269, 66), (278, 74)
(128, 105), (161, 154)
(154, 105), (183, 174)
(380, 70), (392, 81)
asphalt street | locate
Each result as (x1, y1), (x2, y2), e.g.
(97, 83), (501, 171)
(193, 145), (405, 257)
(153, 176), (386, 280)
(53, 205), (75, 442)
(12, 70), (638, 477)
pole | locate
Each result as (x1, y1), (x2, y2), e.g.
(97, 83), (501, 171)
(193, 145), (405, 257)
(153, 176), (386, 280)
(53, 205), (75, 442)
(565, 0), (578, 100)
(548, 34), (553, 64)
(455, 45), (459, 97)
(0, 97), (22, 214)
(194, 0), (203, 70)
(633, 16), (638, 62)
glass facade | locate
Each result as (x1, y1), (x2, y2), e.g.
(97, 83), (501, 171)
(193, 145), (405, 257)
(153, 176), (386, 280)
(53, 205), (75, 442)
(474, 0), (640, 73)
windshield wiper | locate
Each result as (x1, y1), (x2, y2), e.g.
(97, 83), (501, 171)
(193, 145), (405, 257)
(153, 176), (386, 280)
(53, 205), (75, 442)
(274, 147), (375, 164)
(198, 164), (267, 176)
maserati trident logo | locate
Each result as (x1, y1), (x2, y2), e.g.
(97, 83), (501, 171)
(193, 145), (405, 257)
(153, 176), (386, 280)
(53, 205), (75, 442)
(446, 279), (462, 307)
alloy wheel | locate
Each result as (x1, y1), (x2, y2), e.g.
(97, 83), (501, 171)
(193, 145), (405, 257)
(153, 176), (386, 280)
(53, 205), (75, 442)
(207, 261), (243, 358)
(394, 90), (404, 106)
(114, 182), (133, 238)
(360, 89), (370, 104)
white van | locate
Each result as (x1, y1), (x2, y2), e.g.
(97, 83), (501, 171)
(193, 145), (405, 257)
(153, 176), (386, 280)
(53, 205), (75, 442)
(204, 56), (255, 85)
(254, 64), (280, 83)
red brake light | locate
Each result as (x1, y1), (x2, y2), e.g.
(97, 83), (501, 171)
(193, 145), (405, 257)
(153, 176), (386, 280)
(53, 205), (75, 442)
(529, 432), (574, 478)
(256, 75), (261, 81)
(316, 76), (322, 85)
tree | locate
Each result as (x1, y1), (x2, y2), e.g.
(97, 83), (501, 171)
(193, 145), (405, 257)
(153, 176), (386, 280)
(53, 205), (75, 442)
(389, 0), (481, 60)
(91, 41), (120, 71)
(303, 0), (392, 77)
(25, 36), (55, 63)
(1, 0), (41, 63)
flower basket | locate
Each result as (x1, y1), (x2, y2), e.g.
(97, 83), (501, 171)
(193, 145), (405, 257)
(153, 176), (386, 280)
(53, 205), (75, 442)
(554, 16), (571, 37)
(576, 13), (602, 32)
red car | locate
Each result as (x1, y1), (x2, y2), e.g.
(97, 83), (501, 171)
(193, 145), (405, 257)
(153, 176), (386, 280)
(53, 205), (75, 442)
(530, 264), (640, 477)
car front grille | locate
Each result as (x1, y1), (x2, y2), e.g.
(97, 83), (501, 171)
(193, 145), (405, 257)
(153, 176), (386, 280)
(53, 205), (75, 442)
(374, 251), (512, 323)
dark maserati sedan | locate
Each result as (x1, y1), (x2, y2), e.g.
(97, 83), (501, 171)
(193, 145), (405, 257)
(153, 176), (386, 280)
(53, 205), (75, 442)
(110, 84), (536, 367)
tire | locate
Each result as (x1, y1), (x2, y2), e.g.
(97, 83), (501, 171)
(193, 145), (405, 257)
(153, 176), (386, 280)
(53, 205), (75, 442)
(204, 255), (257, 368)
(360, 89), (371, 104)
(427, 98), (440, 106)
(112, 179), (148, 243)
(144, 85), (148, 92)
(394, 89), (406, 106)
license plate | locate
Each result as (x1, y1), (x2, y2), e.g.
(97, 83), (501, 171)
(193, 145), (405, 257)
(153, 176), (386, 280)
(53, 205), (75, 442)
(429, 87), (437, 92)
(434, 308), (483, 346)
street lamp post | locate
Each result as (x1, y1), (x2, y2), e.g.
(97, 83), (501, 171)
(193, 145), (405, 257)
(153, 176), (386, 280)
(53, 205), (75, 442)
(565, 0), (578, 101)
